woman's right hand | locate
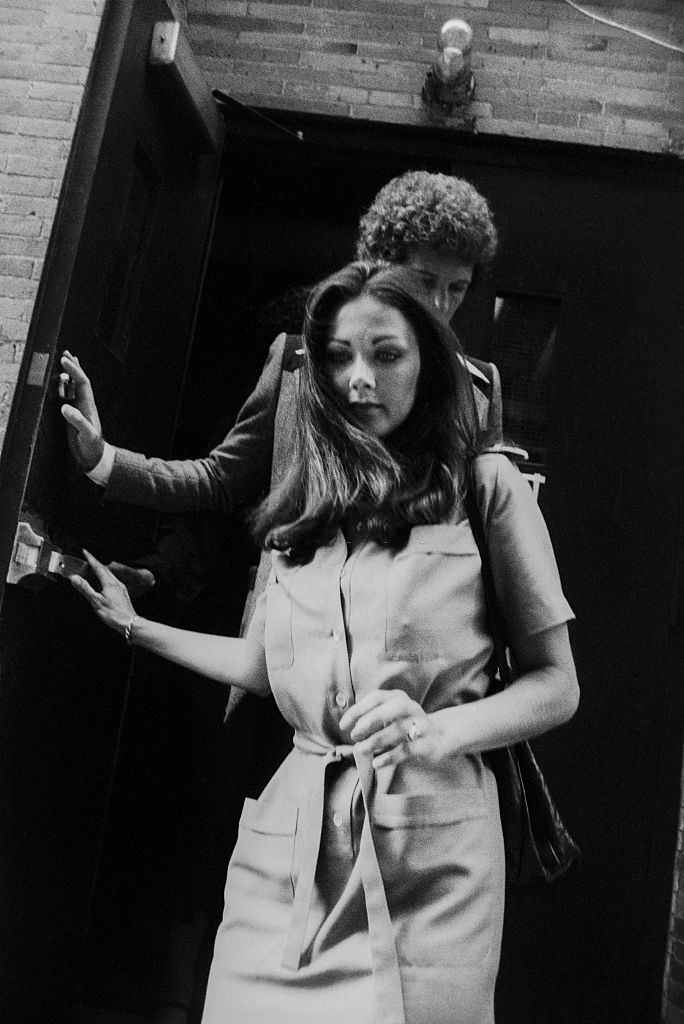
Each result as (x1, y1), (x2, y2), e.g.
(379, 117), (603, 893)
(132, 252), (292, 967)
(70, 550), (137, 636)
(340, 689), (444, 770)
(58, 351), (105, 471)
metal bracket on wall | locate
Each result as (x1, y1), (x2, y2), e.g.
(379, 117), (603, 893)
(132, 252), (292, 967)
(7, 518), (88, 588)
(148, 19), (225, 152)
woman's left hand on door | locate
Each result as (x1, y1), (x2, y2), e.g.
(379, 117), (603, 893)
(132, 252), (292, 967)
(70, 549), (137, 635)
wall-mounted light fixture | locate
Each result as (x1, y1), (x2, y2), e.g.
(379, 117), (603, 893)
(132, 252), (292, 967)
(422, 19), (475, 114)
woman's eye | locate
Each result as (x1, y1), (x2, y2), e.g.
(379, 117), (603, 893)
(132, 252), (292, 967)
(326, 349), (350, 365)
(376, 350), (399, 363)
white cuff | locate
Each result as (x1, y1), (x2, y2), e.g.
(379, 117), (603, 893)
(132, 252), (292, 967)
(85, 441), (116, 486)
(463, 357), (489, 384)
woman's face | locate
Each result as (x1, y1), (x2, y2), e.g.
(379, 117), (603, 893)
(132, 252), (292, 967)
(325, 295), (421, 439)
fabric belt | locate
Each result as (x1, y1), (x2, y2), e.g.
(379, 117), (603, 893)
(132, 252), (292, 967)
(282, 734), (406, 1024)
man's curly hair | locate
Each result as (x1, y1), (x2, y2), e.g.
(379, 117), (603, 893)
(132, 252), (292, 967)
(355, 171), (497, 278)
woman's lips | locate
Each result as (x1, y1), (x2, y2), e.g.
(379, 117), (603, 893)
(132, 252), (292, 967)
(349, 403), (382, 420)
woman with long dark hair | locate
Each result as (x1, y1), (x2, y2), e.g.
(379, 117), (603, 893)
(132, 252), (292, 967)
(252, 261), (479, 559)
(71, 262), (578, 1024)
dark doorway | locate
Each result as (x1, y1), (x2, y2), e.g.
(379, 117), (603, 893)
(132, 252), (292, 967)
(172, 112), (684, 1024)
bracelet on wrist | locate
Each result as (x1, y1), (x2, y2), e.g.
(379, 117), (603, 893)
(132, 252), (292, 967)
(124, 616), (138, 646)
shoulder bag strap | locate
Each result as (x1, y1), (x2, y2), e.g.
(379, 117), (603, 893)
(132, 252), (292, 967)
(463, 463), (513, 694)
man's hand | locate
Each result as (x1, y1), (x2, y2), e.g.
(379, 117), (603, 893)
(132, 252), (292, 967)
(58, 350), (105, 471)
(107, 563), (156, 600)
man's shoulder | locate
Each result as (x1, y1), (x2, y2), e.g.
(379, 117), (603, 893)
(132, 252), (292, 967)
(464, 356), (504, 447)
(251, 333), (302, 400)
(465, 356), (496, 397)
(281, 332), (304, 373)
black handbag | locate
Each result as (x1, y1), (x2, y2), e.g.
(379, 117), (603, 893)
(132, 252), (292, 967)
(463, 470), (581, 886)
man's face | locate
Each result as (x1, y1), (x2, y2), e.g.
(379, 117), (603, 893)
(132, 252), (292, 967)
(403, 245), (474, 322)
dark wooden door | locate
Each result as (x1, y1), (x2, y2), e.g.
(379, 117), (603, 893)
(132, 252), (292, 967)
(0, 3), (222, 1020)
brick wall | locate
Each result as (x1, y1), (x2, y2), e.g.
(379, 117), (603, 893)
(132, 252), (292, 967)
(0, 0), (189, 449)
(185, 0), (684, 154)
(0, 0), (105, 447)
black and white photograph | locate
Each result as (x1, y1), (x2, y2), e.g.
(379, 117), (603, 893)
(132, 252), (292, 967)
(0, 3), (682, 1023)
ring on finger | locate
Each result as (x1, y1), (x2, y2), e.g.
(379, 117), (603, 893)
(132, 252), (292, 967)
(406, 718), (421, 742)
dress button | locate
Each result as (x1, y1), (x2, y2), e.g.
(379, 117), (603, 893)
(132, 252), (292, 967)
(331, 629), (341, 642)
(333, 812), (343, 828)
(335, 692), (348, 709)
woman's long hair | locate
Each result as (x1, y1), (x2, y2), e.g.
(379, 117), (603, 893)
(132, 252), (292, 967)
(251, 261), (480, 561)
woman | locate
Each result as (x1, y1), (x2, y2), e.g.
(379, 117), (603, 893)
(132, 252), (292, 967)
(71, 263), (579, 1024)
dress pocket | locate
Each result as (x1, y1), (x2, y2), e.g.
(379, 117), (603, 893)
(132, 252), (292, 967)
(372, 787), (503, 969)
(372, 787), (486, 828)
(235, 797), (299, 898)
(385, 522), (483, 661)
(219, 798), (300, 968)
(240, 796), (299, 835)
(372, 787), (489, 881)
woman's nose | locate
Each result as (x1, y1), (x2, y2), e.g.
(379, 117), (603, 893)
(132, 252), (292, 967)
(349, 358), (376, 392)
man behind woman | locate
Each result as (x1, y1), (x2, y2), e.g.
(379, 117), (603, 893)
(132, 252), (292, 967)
(59, 171), (505, 547)
(70, 261), (578, 1024)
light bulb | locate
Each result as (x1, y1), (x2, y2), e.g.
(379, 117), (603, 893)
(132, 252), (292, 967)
(422, 18), (476, 112)
(435, 19), (474, 83)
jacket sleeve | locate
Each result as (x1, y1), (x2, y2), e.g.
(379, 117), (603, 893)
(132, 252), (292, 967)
(466, 356), (504, 447)
(104, 333), (288, 513)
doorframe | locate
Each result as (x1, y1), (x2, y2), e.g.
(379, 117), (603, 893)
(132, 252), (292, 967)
(652, 445), (684, 1016)
(0, 0), (137, 609)
(218, 105), (684, 190)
